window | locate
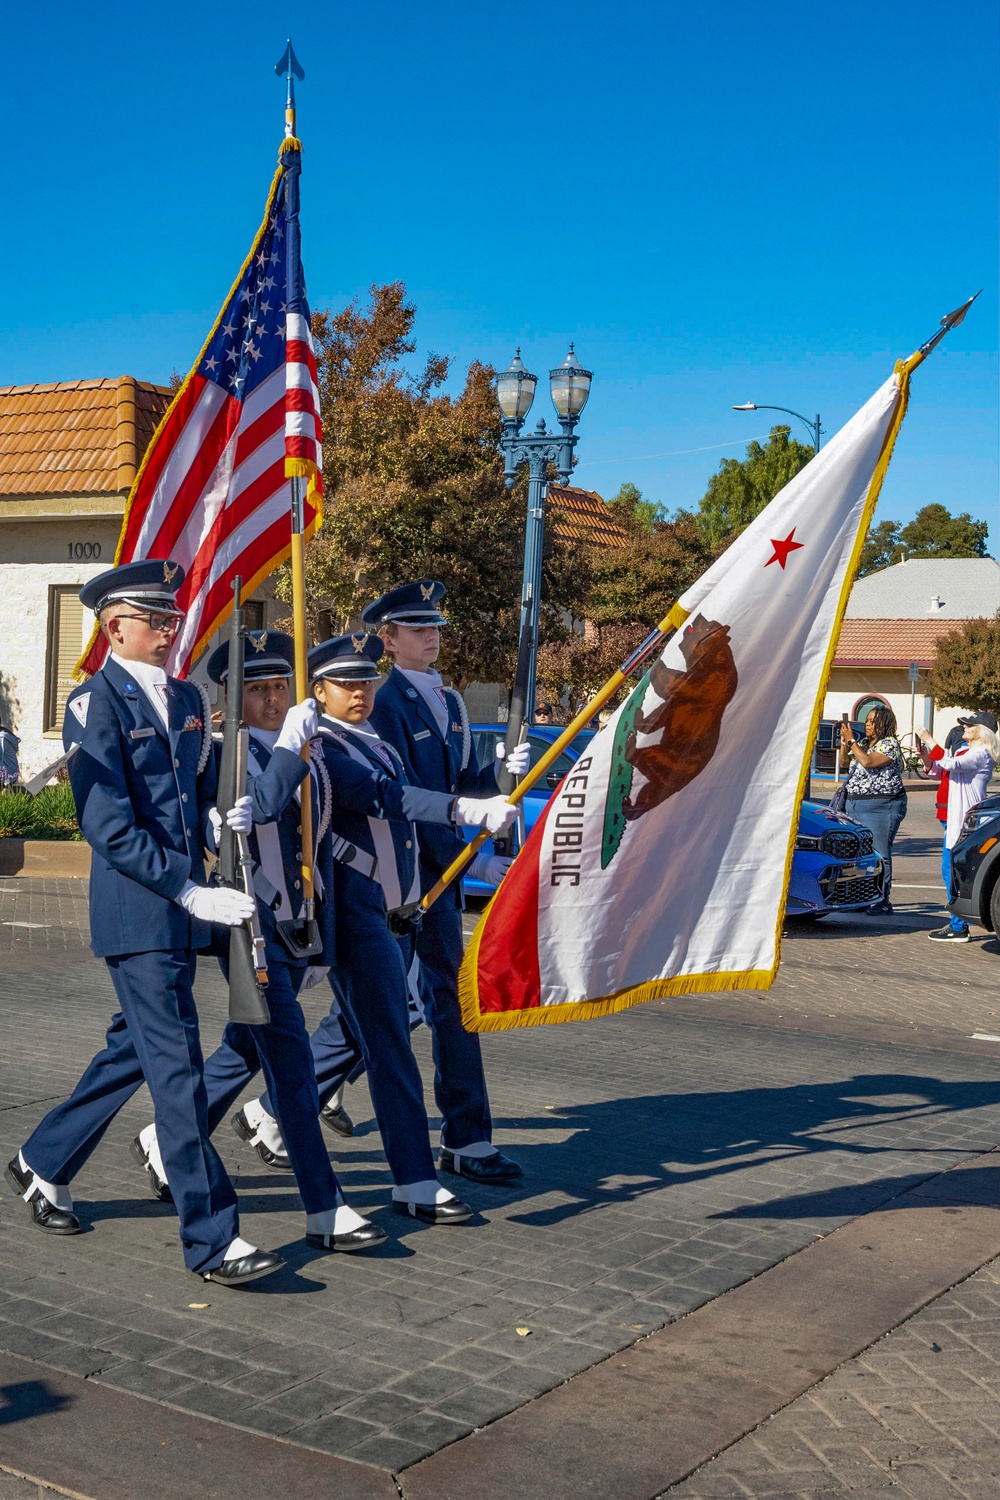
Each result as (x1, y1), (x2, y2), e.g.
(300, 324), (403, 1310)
(244, 600), (265, 630)
(44, 587), (87, 732)
(852, 695), (890, 724)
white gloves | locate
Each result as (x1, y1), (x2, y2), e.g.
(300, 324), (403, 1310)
(468, 851), (515, 887)
(453, 795), (518, 835)
(175, 880), (255, 926)
(496, 741), (531, 779)
(275, 699), (319, 755)
(208, 795), (253, 849)
(299, 965), (330, 992)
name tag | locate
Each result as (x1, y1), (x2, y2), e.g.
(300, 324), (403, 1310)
(414, 730), (432, 741)
(130, 727), (156, 740)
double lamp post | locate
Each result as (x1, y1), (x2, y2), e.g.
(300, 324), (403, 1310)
(494, 346), (592, 780)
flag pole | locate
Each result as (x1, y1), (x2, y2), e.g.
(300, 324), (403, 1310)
(276, 39), (321, 955)
(419, 292), (983, 919)
(417, 601), (691, 915)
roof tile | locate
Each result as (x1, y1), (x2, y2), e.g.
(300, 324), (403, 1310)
(548, 484), (630, 548)
(834, 617), (963, 667)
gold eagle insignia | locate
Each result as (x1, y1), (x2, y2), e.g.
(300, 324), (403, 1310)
(162, 561), (179, 584)
(419, 582), (435, 602)
(250, 632), (268, 653)
(351, 632), (369, 652)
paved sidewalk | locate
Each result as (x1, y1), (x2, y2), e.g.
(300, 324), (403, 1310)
(663, 1256), (1000, 1498)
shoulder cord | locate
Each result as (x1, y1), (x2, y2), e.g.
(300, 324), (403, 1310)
(311, 741), (333, 843)
(445, 687), (471, 771)
(194, 681), (214, 775)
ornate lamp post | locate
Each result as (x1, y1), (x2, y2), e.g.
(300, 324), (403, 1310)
(496, 345), (593, 778)
(732, 400), (823, 452)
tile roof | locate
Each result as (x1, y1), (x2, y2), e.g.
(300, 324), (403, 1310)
(548, 485), (631, 548)
(834, 617), (965, 667)
(0, 377), (171, 498)
(846, 557), (1000, 618)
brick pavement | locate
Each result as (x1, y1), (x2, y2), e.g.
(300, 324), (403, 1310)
(662, 1255), (1000, 1499)
(0, 794), (997, 1474)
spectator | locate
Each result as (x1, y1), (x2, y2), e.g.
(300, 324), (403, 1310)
(0, 725), (19, 789)
(534, 703), (554, 725)
(916, 712), (1000, 943)
(839, 705), (906, 914)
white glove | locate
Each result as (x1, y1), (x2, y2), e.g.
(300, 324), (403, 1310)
(275, 699), (319, 755)
(208, 807), (222, 850)
(496, 741), (531, 779)
(175, 880), (255, 926)
(225, 794), (253, 833)
(299, 965), (330, 992)
(468, 851), (515, 887)
(453, 795), (518, 835)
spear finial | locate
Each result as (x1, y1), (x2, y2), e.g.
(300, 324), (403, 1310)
(905, 290), (982, 374)
(275, 39), (305, 139)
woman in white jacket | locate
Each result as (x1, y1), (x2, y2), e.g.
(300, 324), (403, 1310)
(917, 712), (1000, 942)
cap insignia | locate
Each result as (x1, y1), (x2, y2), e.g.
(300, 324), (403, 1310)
(162, 561), (179, 584)
(250, 632), (268, 653)
(420, 582), (434, 602)
(351, 632), (369, 652)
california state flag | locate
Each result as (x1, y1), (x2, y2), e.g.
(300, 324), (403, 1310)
(460, 362), (914, 1030)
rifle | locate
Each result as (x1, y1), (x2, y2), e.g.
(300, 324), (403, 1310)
(216, 576), (271, 1025)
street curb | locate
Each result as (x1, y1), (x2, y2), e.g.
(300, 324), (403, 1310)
(0, 841), (90, 877)
(0, 1355), (398, 1500)
(398, 1151), (1000, 1500)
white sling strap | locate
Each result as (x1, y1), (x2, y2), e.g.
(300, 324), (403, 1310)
(321, 727), (420, 910)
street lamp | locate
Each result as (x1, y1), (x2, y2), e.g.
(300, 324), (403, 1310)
(496, 344), (593, 784)
(732, 401), (823, 453)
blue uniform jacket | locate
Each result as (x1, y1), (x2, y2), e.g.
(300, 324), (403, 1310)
(315, 721), (422, 914)
(63, 657), (216, 958)
(240, 735), (335, 966)
(368, 667), (498, 894)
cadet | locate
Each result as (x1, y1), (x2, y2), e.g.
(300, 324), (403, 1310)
(236, 633), (519, 1220)
(135, 632), (385, 1253)
(5, 562), (284, 1287)
(365, 581), (528, 1185)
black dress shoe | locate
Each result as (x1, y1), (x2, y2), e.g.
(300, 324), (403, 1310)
(231, 1109), (293, 1170)
(319, 1102), (355, 1137)
(202, 1249), (285, 1286)
(392, 1196), (473, 1225)
(130, 1136), (173, 1204)
(5, 1158), (82, 1236)
(306, 1221), (387, 1253)
(439, 1149), (523, 1185)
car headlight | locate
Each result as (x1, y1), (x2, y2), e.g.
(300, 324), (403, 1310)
(795, 835), (823, 851)
(962, 806), (1000, 837)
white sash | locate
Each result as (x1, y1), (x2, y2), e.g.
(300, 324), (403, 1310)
(321, 727), (420, 911)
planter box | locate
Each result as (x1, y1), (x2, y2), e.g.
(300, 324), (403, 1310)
(0, 839), (91, 877)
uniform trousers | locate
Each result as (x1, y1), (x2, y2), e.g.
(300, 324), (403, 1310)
(411, 898), (491, 1151)
(22, 949), (238, 1274)
(262, 867), (437, 1187)
(200, 957), (340, 1215)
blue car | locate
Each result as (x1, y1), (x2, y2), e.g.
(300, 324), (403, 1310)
(462, 723), (884, 918)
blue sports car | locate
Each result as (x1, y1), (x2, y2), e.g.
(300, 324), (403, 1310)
(463, 723), (884, 918)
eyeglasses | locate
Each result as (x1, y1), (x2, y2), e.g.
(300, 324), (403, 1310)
(114, 611), (184, 634)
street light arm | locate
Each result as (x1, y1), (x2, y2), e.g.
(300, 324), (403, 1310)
(738, 404), (822, 450)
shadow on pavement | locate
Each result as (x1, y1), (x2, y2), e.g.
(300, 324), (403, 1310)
(0, 1378), (71, 1427)
(493, 1073), (1000, 1227)
(709, 1160), (999, 1221)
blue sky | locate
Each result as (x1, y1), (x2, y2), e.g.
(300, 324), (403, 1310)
(3, 1), (996, 531)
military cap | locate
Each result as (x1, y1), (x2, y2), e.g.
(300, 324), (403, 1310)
(79, 559), (186, 617)
(308, 632), (384, 683)
(206, 630), (295, 685)
(361, 580), (448, 629)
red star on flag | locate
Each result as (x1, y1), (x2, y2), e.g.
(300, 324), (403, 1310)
(765, 528), (804, 570)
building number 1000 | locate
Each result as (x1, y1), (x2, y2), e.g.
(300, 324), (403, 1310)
(67, 542), (102, 560)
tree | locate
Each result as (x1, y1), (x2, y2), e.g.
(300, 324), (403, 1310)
(899, 503), (988, 560)
(536, 513), (727, 714)
(858, 519), (904, 576)
(606, 481), (662, 534)
(276, 283), (583, 691)
(926, 613), (1000, 716)
(696, 426), (814, 543)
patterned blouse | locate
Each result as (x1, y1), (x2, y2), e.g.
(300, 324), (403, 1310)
(845, 735), (905, 799)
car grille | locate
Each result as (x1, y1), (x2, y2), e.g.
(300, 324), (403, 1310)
(821, 829), (874, 859)
(824, 873), (881, 907)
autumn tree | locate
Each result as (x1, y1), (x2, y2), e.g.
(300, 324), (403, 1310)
(926, 613), (1000, 717)
(278, 283), (581, 690)
(859, 504), (989, 577)
(696, 426), (814, 543)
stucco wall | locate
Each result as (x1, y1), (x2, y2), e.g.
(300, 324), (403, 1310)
(823, 667), (966, 744)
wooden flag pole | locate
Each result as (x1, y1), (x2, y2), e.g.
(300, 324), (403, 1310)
(289, 475), (316, 925)
(417, 601), (691, 916)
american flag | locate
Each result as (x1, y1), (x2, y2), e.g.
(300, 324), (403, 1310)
(78, 145), (322, 679)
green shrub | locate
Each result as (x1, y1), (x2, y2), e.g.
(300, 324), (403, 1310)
(0, 782), (82, 840)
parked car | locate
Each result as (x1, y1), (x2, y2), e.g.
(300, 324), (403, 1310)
(813, 719), (864, 776)
(946, 792), (1000, 931)
(461, 723), (884, 915)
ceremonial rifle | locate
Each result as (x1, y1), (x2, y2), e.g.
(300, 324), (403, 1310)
(216, 577), (271, 1025)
